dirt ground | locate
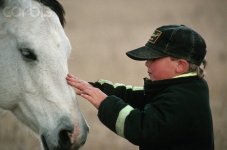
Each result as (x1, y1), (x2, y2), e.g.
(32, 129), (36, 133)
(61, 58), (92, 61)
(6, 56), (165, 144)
(0, 0), (227, 150)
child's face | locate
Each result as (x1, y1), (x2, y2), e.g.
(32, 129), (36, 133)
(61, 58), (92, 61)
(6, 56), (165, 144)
(145, 57), (179, 81)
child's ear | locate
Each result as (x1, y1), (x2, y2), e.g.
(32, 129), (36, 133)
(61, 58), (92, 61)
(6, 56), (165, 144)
(176, 59), (189, 73)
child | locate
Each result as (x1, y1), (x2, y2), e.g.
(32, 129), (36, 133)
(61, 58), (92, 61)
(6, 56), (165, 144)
(66, 25), (214, 150)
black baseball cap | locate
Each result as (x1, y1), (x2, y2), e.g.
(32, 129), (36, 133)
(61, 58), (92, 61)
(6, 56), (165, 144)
(126, 25), (206, 65)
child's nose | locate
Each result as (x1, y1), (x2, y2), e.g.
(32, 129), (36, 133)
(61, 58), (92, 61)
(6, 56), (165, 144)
(145, 60), (151, 67)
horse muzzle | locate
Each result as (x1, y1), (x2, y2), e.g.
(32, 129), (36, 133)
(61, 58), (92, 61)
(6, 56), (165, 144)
(41, 117), (89, 150)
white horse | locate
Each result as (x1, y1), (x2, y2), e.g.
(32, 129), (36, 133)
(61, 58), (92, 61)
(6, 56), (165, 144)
(0, 0), (89, 149)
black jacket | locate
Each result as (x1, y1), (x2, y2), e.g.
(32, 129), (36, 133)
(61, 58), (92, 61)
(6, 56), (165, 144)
(92, 76), (214, 150)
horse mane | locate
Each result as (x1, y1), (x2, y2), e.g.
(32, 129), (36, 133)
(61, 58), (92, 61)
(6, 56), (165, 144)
(0, 0), (4, 8)
(0, 0), (65, 27)
(36, 0), (65, 27)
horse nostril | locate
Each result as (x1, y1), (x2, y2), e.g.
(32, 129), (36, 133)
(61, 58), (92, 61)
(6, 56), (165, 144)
(41, 135), (50, 150)
(58, 129), (72, 150)
(80, 138), (86, 146)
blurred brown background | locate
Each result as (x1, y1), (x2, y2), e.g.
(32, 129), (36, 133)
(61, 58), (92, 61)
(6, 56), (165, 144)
(0, 0), (227, 149)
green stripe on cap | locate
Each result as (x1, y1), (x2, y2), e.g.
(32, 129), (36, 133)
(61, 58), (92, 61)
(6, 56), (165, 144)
(115, 105), (134, 138)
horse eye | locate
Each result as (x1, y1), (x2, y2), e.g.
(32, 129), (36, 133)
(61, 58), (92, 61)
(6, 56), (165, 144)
(19, 48), (37, 61)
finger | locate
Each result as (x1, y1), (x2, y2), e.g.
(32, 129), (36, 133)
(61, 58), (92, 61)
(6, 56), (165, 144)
(66, 74), (75, 81)
(67, 74), (75, 78)
(80, 92), (102, 109)
(67, 77), (83, 87)
(67, 74), (80, 80)
(69, 82), (89, 93)
(66, 76), (77, 82)
(75, 80), (93, 91)
(67, 80), (76, 87)
(80, 93), (93, 102)
(76, 89), (84, 95)
(82, 87), (95, 95)
(83, 87), (102, 98)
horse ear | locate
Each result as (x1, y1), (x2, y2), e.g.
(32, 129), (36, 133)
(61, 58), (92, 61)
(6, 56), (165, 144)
(37, 0), (65, 27)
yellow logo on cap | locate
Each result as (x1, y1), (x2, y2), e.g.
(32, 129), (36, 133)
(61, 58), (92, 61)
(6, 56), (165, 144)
(148, 30), (162, 44)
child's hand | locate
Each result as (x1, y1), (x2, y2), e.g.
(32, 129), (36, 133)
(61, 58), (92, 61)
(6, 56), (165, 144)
(66, 74), (107, 109)
(66, 74), (92, 95)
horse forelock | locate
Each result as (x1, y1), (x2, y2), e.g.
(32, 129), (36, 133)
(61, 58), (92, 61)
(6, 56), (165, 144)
(0, 0), (5, 8)
(0, 0), (65, 27)
(35, 0), (65, 27)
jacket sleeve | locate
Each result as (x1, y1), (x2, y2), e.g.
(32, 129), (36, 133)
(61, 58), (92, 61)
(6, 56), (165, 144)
(90, 79), (146, 108)
(98, 92), (195, 146)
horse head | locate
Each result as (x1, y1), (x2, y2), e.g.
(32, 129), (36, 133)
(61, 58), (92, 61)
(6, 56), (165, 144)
(0, 0), (89, 149)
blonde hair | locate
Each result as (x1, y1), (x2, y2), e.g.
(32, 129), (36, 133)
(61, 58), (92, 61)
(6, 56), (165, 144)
(188, 59), (207, 78)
